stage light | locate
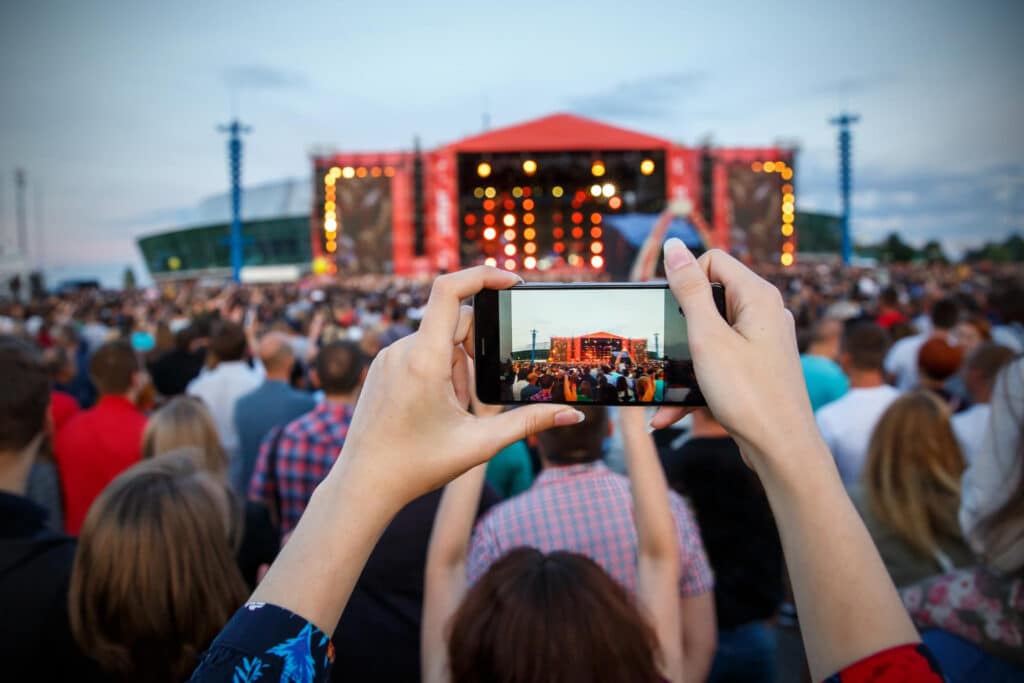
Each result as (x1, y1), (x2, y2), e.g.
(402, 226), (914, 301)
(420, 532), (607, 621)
(552, 186), (564, 198)
(504, 228), (516, 241)
(483, 214), (496, 226)
(590, 255), (604, 269)
(568, 254), (581, 266)
(324, 175), (336, 187)
(464, 214), (477, 226)
(782, 224), (794, 236)
(473, 187), (484, 199)
(783, 193), (795, 203)
(608, 196), (622, 210)
(324, 223), (337, 234)
(524, 227), (536, 240)
(503, 214), (516, 227)
(524, 242), (537, 255)
(168, 256), (182, 270)
(591, 161), (606, 177)
(554, 242), (566, 253)
(312, 257), (328, 275)
(477, 162), (492, 178)
(371, 167), (382, 177)
(325, 201), (336, 211)
(602, 183), (615, 198)
(571, 212), (583, 224)
(640, 159), (656, 175)
(504, 258), (517, 270)
(326, 240), (338, 253)
(751, 162), (763, 172)
(523, 213), (535, 225)
(356, 167), (368, 178)
(763, 161), (776, 173)
(590, 184), (602, 197)
(522, 198), (535, 211)
(329, 166), (341, 177)
(384, 166), (395, 177)
(503, 199), (515, 211)
(590, 212), (602, 224)
(590, 227), (602, 238)
(522, 187), (532, 197)
(782, 201), (794, 213)
(484, 257), (497, 267)
(342, 167), (356, 179)
(524, 256), (537, 269)
(523, 159), (537, 175)
(591, 242), (604, 254)
(780, 252), (794, 267)
(783, 213), (794, 224)
(553, 211), (563, 222)
(465, 229), (476, 240)
(483, 199), (495, 212)
(571, 227), (584, 239)
(483, 227), (497, 241)
(781, 168), (793, 180)
(512, 187), (523, 199)
(553, 227), (564, 239)
(485, 187), (497, 199)
(783, 242), (795, 253)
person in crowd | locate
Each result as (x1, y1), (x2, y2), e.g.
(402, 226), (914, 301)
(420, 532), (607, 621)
(484, 439), (534, 499)
(654, 368), (666, 402)
(916, 337), (965, 408)
(463, 405), (716, 680)
(800, 317), (850, 411)
(527, 373), (554, 401)
(876, 286), (907, 330)
(43, 345), (82, 430)
(510, 368), (530, 400)
(849, 391), (973, 587)
(54, 339), (147, 535)
(141, 397), (279, 587)
(232, 332), (316, 495)
(248, 340), (368, 535)
(0, 336), (99, 680)
(903, 358), (1024, 679)
(148, 324), (206, 397)
(885, 297), (959, 391)
(190, 249), (941, 683)
(952, 343), (1016, 463)
(423, 406), (686, 683)
(636, 372), (655, 402)
(816, 321), (901, 485)
(69, 452), (248, 682)
(990, 284), (1024, 353)
(661, 408), (784, 683)
(187, 320), (261, 460)
(519, 371), (541, 400)
(51, 323), (97, 408)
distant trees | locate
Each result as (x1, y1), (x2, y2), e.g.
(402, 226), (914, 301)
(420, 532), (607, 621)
(855, 232), (1021, 264)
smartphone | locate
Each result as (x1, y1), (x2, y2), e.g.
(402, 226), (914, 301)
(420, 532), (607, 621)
(474, 282), (727, 406)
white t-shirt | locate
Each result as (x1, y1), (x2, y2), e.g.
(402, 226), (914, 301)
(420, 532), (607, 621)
(884, 333), (929, 391)
(816, 384), (902, 486)
(186, 361), (263, 457)
(952, 403), (990, 465)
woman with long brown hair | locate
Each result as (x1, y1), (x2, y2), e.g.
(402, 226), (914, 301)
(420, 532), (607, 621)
(69, 452), (248, 682)
(852, 390), (973, 587)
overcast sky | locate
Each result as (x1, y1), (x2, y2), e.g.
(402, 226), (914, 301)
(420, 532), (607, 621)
(1, 0), (1022, 283)
(511, 289), (663, 351)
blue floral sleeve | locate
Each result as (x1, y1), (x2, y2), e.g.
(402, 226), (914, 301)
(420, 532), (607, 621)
(189, 602), (334, 683)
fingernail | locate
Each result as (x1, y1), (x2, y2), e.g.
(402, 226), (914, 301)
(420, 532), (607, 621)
(664, 238), (695, 272)
(646, 421), (657, 434)
(515, 274), (525, 284)
(554, 409), (585, 426)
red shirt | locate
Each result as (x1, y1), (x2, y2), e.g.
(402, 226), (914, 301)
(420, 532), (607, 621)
(54, 395), (147, 535)
(49, 390), (80, 433)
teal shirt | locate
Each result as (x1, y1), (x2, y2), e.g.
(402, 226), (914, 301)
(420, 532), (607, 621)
(485, 440), (534, 499)
(801, 354), (849, 412)
(654, 379), (665, 402)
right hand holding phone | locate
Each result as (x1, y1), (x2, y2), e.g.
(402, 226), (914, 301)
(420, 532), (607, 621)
(651, 239), (819, 473)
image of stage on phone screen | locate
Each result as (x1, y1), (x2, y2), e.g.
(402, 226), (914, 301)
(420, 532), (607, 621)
(495, 287), (701, 405)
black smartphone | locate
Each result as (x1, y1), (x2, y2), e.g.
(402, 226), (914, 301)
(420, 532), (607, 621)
(474, 282), (727, 406)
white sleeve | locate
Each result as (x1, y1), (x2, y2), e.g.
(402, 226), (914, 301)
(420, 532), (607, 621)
(959, 359), (1024, 553)
(816, 408), (837, 458)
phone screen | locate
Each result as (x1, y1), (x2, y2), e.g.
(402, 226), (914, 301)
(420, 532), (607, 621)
(484, 285), (706, 406)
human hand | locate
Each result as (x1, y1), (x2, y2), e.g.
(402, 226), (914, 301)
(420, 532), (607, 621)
(327, 267), (584, 512)
(650, 239), (818, 470)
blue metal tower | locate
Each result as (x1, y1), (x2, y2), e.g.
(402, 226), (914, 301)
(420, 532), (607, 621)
(218, 120), (251, 282)
(830, 113), (859, 265)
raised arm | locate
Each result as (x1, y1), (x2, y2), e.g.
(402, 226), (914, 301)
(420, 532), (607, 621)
(618, 407), (684, 683)
(651, 239), (920, 682)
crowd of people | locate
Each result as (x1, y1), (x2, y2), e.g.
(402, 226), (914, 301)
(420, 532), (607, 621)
(0, 249), (1021, 682)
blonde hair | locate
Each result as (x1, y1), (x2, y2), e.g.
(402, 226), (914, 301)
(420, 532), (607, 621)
(864, 390), (966, 561)
(69, 452), (248, 682)
(142, 396), (228, 476)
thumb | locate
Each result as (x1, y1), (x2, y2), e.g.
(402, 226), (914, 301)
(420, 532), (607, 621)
(663, 238), (726, 340)
(475, 405), (585, 455)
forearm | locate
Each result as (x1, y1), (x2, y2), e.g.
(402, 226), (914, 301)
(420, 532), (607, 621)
(620, 409), (678, 560)
(748, 433), (918, 681)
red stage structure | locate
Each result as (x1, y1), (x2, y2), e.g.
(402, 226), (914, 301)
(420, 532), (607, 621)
(549, 332), (648, 364)
(311, 113), (796, 276)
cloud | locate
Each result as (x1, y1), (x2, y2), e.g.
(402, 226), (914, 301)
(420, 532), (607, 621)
(567, 71), (707, 120)
(222, 65), (308, 90)
(804, 73), (898, 99)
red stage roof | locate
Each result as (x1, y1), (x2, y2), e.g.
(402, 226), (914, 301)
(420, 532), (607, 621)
(446, 113), (672, 153)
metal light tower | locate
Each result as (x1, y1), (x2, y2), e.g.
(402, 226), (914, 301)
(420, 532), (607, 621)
(14, 169), (28, 261)
(653, 332), (660, 360)
(218, 120), (251, 282)
(530, 329), (537, 363)
(830, 113), (859, 265)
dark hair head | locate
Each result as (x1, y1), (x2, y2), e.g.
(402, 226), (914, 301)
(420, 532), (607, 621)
(173, 325), (197, 353)
(964, 343), (1017, 395)
(517, 368), (529, 381)
(537, 406), (607, 464)
(0, 335), (50, 453)
(880, 286), (900, 307)
(538, 374), (554, 390)
(209, 321), (246, 362)
(448, 548), (661, 683)
(841, 322), (890, 372)
(930, 297), (960, 330)
(89, 340), (139, 395)
(315, 341), (367, 395)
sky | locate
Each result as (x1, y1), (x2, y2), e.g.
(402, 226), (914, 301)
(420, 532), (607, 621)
(1, 0), (1022, 285)
(510, 289), (662, 351)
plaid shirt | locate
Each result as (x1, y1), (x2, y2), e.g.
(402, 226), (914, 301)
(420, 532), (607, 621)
(248, 401), (354, 535)
(467, 461), (714, 597)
